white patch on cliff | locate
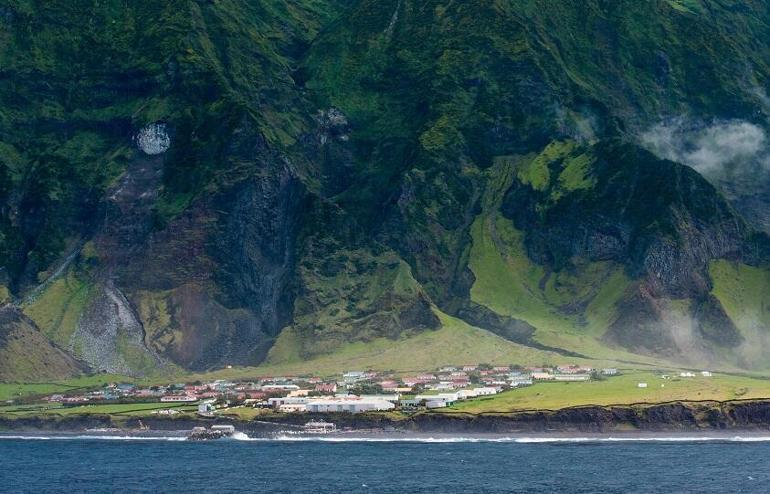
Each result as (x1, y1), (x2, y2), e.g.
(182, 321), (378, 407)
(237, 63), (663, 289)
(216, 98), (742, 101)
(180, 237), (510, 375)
(135, 123), (171, 155)
(316, 108), (350, 144)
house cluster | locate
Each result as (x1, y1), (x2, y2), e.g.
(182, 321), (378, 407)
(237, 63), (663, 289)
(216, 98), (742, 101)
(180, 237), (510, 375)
(526, 365), (606, 382)
(260, 386), (503, 413)
(229, 363), (605, 413)
(411, 387), (499, 409)
(44, 380), (270, 405)
(637, 370), (716, 389)
(679, 371), (713, 378)
(39, 363), (611, 413)
(371, 363), (605, 391)
(45, 383), (141, 404)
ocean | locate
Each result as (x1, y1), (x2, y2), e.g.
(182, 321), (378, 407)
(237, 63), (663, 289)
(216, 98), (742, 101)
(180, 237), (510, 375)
(1, 434), (769, 493)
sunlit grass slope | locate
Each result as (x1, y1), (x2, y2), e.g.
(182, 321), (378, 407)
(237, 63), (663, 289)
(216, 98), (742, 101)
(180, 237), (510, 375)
(448, 371), (770, 413)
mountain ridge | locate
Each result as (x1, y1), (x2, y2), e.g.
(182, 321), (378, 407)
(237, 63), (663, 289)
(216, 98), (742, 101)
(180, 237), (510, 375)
(0, 0), (768, 379)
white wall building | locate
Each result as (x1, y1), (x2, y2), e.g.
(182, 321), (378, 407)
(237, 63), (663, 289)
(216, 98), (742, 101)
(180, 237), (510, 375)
(425, 400), (448, 409)
(509, 377), (533, 387)
(357, 394), (400, 403)
(261, 384), (300, 392)
(268, 396), (309, 408)
(554, 374), (591, 382)
(160, 395), (197, 402)
(531, 372), (555, 380)
(415, 393), (460, 405)
(472, 387), (498, 396)
(427, 382), (456, 391)
(197, 400), (216, 416)
(343, 372), (367, 384)
(305, 399), (394, 413)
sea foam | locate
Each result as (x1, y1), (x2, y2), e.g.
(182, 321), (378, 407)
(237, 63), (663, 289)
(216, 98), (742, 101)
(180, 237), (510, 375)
(4, 434), (770, 444)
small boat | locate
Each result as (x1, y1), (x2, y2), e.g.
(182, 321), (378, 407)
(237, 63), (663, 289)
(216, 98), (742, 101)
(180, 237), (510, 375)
(303, 421), (336, 434)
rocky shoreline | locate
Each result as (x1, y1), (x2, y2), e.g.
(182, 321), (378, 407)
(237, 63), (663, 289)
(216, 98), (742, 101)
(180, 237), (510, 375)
(4, 399), (770, 435)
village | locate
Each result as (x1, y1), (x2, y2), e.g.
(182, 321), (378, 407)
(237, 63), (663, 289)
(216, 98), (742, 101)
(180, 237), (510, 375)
(32, 363), (628, 416)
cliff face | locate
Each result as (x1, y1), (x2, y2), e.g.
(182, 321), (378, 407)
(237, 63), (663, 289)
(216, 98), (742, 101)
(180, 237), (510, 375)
(502, 142), (747, 298)
(8, 400), (770, 435)
(243, 400), (770, 433)
(0, 1), (769, 378)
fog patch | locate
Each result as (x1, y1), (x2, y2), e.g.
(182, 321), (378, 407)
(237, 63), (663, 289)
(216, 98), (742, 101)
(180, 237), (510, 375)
(640, 118), (769, 175)
(749, 84), (770, 111)
(555, 106), (598, 143)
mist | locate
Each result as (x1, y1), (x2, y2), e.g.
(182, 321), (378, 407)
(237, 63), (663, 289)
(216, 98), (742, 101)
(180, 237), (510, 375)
(640, 118), (770, 175)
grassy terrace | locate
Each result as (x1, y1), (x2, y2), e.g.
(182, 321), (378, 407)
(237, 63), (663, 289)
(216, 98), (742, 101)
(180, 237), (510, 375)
(0, 375), (129, 402)
(445, 371), (770, 413)
(0, 402), (198, 419)
(191, 310), (626, 381)
(5, 370), (770, 420)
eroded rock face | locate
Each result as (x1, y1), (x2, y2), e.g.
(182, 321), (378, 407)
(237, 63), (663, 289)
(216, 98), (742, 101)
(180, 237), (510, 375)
(108, 119), (307, 371)
(210, 164), (304, 356)
(135, 123), (171, 155)
(71, 282), (160, 376)
(315, 108), (349, 145)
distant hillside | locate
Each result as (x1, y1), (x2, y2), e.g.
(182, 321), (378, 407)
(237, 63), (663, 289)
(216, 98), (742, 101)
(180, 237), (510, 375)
(0, 0), (768, 379)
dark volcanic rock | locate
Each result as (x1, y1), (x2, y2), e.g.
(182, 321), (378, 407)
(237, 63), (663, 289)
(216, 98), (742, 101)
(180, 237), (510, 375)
(502, 142), (748, 299)
(455, 302), (536, 343)
(214, 164), (304, 338)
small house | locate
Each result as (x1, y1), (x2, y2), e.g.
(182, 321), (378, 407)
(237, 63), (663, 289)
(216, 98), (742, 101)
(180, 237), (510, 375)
(198, 400), (216, 417)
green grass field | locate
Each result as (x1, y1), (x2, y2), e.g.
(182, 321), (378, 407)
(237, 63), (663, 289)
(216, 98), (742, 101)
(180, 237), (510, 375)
(466, 158), (666, 366)
(215, 406), (275, 421)
(709, 260), (770, 369)
(50, 402), (197, 417)
(0, 375), (130, 402)
(194, 309), (624, 381)
(0, 401), (197, 418)
(6, 368), (770, 419)
(22, 269), (93, 349)
(448, 371), (770, 413)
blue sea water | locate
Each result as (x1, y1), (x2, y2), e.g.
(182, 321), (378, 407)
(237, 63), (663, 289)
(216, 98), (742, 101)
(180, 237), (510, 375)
(1, 435), (770, 493)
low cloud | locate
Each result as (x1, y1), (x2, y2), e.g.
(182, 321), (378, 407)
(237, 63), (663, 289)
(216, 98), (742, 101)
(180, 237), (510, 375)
(640, 118), (769, 175)
(554, 104), (598, 143)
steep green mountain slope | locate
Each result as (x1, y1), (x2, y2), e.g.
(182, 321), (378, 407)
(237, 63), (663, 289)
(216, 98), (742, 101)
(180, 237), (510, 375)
(0, 0), (768, 379)
(0, 307), (83, 381)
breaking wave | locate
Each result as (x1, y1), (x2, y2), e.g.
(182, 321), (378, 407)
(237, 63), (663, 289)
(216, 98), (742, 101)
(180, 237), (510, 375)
(232, 434), (770, 444)
(5, 434), (770, 444)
